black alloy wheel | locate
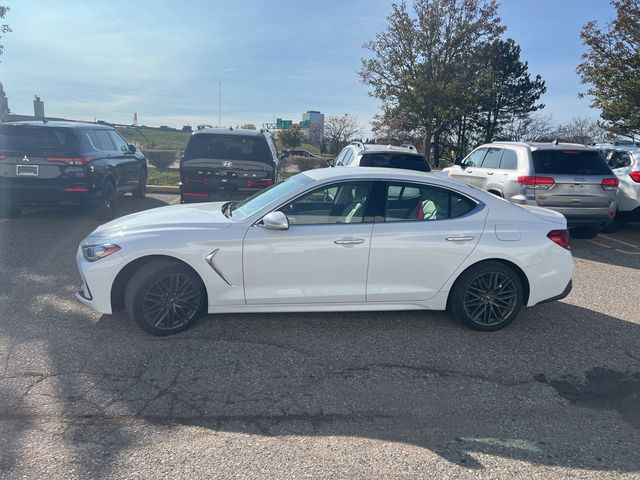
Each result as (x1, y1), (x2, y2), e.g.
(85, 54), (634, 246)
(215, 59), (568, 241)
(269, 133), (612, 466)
(450, 261), (523, 331)
(125, 259), (205, 336)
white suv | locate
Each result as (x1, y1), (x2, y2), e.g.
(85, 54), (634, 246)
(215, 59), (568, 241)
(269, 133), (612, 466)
(329, 142), (431, 172)
(596, 145), (640, 223)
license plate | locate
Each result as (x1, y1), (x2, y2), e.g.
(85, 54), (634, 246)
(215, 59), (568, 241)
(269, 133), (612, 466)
(16, 165), (38, 176)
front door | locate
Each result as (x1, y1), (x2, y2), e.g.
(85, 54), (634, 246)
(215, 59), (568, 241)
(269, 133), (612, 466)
(243, 181), (374, 304)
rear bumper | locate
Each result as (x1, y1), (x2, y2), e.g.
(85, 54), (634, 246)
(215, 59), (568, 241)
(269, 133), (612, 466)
(537, 280), (573, 305)
(563, 214), (614, 229)
(0, 182), (98, 207)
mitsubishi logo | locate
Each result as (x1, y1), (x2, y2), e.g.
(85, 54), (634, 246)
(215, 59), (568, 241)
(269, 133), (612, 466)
(221, 161), (233, 167)
(22, 155), (30, 163)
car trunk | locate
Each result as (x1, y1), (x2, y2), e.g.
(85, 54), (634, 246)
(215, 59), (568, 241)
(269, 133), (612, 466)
(181, 157), (275, 192)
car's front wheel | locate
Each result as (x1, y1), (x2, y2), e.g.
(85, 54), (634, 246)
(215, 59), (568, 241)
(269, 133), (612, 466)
(124, 259), (206, 336)
(449, 261), (524, 331)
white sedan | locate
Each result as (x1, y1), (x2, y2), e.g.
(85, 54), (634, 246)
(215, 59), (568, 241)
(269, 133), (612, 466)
(76, 168), (574, 336)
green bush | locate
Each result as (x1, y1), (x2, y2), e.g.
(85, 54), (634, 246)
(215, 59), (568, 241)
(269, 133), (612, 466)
(290, 155), (326, 172)
(144, 150), (178, 170)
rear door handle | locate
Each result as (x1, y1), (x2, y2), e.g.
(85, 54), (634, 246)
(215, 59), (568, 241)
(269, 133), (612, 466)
(445, 236), (475, 242)
(466, 169), (473, 173)
(487, 171), (494, 175)
(334, 238), (365, 246)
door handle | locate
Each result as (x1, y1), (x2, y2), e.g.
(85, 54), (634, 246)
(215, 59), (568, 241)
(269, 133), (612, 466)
(466, 169), (473, 173)
(334, 238), (365, 246)
(445, 236), (475, 242)
(487, 171), (494, 175)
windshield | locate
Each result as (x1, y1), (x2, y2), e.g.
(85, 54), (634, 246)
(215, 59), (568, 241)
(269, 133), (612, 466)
(230, 174), (314, 220)
(532, 149), (612, 175)
(0, 125), (78, 155)
(360, 152), (430, 172)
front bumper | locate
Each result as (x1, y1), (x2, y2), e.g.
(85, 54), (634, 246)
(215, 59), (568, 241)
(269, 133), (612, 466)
(75, 246), (126, 315)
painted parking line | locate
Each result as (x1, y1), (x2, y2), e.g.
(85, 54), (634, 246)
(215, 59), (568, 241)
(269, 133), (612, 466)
(169, 196), (180, 205)
(585, 236), (640, 255)
(598, 234), (640, 250)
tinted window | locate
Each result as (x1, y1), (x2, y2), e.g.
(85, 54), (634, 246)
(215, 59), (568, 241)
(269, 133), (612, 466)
(500, 149), (518, 169)
(532, 150), (612, 175)
(87, 130), (115, 151)
(107, 130), (130, 153)
(480, 148), (502, 169)
(0, 125), (78, 155)
(282, 181), (372, 225)
(184, 134), (272, 163)
(384, 183), (476, 222)
(334, 148), (349, 166)
(608, 151), (632, 169)
(342, 149), (354, 165)
(360, 153), (430, 172)
(463, 148), (487, 168)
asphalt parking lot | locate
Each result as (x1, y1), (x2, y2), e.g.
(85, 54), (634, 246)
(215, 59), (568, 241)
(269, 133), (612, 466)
(0, 193), (638, 479)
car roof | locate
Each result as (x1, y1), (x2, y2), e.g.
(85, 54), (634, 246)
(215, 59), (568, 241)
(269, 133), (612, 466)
(480, 141), (593, 151)
(351, 143), (421, 154)
(193, 128), (266, 137)
(2, 120), (113, 130)
(302, 166), (460, 188)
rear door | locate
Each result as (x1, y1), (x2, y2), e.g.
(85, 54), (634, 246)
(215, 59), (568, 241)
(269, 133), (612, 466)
(531, 149), (615, 209)
(366, 182), (487, 302)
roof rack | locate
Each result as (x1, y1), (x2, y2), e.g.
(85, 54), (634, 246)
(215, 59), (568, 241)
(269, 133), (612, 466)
(350, 141), (365, 150)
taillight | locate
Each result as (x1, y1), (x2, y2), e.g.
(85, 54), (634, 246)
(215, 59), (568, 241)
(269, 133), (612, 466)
(601, 177), (619, 190)
(630, 172), (640, 183)
(246, 179), (273, 188)
(547, 229), (570, 250)
(518, 176), (555, 190)
(181, 177), (208, 185)
(46, 156), (93, 166)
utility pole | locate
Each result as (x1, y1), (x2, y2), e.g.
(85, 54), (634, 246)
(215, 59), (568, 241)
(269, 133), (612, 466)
(218, 81), (222, 128)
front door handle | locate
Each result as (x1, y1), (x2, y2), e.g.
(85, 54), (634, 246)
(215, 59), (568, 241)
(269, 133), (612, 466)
(466, 169), (473, 173)
(487, 171), (494, 175)
(445, 236), (475, 242)
(334, 238), (365, 246)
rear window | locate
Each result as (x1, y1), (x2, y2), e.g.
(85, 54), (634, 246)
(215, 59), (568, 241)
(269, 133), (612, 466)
(360, 153), (430, 172)
(0, 125), (78, 155)
(184, 134), (272, 163)
(532, 150), (612, 175)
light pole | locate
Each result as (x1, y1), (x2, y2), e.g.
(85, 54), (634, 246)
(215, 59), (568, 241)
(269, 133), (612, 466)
(218, 80), (222, 128)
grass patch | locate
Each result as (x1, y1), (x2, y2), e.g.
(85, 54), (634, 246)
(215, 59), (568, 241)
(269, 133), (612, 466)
(147, 166), (180, 186)
(117, 127), (191, 151)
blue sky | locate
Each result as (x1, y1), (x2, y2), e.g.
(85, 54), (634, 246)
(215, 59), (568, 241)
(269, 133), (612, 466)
(0, 0), (615, 131)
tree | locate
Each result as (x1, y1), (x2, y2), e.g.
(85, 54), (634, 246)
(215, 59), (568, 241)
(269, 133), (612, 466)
(0, 3), (10, 59)
(324, 114), (363, 154)
(555, 116), (612, 144)
(360, 0), (504, 166)
(577, 0), (640, 139)
(473, 39), (546, 143)
(501, 113), (556, 142)
(278, 126), (304, 149)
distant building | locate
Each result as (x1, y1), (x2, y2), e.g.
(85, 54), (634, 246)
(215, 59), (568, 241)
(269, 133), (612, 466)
(0, 82), (9, 121)
(33, 95), (45, 119)
(182, 125), (193, 133)
(302, 110), (324, 145)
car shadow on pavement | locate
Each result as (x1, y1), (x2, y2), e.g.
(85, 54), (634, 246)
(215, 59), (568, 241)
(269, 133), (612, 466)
(571, 221), (640, 269)
(1, 295), (640, 476)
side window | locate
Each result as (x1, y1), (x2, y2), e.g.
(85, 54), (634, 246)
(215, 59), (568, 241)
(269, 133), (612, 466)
(342, 149), (354, 166)
(107, 130), (130, 153)
(463, 148), (487, 168)
(87, 130), (115, 152)
(480, 148), (503, 169)
(334, 148), (349, 166)
(266, 135), (278, 162)
(280, 182), (372, 225)
(499, 149), (518, 170)
(608, 151), (632, 169)
(384, 183), (476, 222)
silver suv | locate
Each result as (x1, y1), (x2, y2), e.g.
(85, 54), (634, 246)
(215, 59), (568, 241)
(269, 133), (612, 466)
(329, 142), (430, 172)
(444, 142), (618, 237)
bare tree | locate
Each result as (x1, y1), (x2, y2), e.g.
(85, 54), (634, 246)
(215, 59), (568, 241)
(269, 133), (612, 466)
(501, 113), (556, 142)
(324, 114), (363, 154)
(555, 116), (613, 144)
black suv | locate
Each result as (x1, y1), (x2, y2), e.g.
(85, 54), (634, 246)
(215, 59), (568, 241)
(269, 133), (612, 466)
(0, 121), (147, 218)
(180, 128), (280, 203)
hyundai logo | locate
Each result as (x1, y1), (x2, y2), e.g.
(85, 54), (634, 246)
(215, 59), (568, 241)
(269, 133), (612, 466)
(22, 155), (30, 163)
(221, 161), (233, 167)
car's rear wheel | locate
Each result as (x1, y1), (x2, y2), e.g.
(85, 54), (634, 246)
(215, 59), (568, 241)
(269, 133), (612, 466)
(132, 170), (146, 199)
(124, 259), (206, 336)
(449, 261), (524, 331)
(93, 180), (116, 220)
(0, 204), (22, 218)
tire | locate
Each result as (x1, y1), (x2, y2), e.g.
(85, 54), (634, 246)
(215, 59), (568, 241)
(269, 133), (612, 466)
(93, 180), (116, 220)
(449, 261), (524, 331)
(0, 205), (22, 218)
(570, 227), (600, 239)
(124, 259), (206, 336)
(132, 170), (147, 199)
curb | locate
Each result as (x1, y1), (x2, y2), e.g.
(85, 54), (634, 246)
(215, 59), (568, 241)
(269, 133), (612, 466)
(146, 185), (179, 194)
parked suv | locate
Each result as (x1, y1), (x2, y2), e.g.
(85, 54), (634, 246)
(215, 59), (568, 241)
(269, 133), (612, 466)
(0, 121), (147, 219)
(329, 142), (431, 172)
(180, 128), (280, 203)
(596, 145), (640, 223)
(444, 142), (618, 237)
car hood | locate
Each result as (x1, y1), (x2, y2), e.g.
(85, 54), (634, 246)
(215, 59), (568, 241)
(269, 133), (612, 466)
(87, 202), (232, 239)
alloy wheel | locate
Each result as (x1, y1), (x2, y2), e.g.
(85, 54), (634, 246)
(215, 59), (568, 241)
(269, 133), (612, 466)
(141, 272), (203, 331)
(462, 271), (518, 326)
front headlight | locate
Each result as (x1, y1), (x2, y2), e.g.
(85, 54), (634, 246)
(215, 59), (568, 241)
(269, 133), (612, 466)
(82, 243), (121, 262)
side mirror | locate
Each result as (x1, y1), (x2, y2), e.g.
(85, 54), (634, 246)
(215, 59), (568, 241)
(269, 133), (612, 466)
(261, 211), (289, 230)
(128, 144), (137, 154)
(325, 158), (335, 167)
